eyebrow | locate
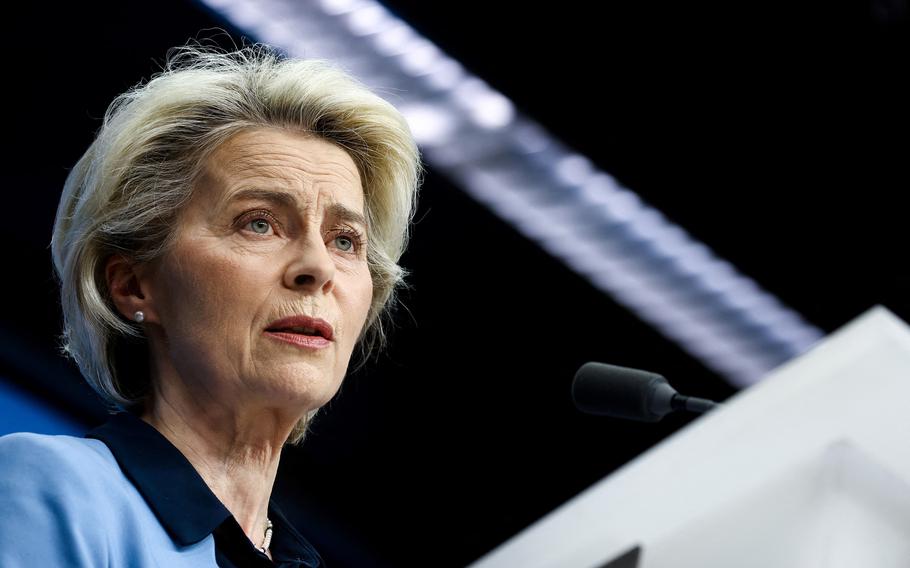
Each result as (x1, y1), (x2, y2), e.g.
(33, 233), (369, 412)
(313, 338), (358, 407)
(227, 188), (367, 229)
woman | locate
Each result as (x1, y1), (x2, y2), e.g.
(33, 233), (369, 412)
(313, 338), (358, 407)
(0, 43), (421, 566)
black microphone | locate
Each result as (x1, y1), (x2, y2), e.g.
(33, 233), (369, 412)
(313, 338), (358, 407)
(572, 362), (721, 422)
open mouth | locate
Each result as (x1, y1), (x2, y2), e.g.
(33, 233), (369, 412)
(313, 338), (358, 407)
(266, 326), (325, 338)
(264, 315), (334, 342)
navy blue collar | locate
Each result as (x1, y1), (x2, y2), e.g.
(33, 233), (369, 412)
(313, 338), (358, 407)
(87, 412), (229, 546)
(86, 412), (324, 567)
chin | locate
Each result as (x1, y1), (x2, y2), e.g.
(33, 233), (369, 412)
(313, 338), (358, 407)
(270, 370), (342, 408)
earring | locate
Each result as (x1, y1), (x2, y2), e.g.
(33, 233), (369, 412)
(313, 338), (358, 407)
(133, 311), (145, 323)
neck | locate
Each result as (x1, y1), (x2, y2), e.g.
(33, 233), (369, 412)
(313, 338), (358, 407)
(141, 381), (297, 548)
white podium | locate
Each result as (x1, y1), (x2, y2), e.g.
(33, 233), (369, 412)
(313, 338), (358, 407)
(470, 306), (910, 568)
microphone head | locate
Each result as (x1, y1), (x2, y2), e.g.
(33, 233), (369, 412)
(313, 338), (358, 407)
(572, 362), (676, 422)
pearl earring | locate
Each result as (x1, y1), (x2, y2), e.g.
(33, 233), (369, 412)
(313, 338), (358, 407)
(134, 311), (145, 323)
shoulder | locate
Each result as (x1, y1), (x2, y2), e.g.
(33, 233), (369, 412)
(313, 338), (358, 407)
(0, 430), (126, 508)
(0, 431), (119, 493)
(0, 432), (124, 566)
(0, 429), (112, 463)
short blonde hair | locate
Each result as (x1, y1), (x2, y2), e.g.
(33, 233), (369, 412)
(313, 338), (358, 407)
(51, 43), (422, 443)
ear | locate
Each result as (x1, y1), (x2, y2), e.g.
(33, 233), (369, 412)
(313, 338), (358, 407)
(105, 254), (158, 324)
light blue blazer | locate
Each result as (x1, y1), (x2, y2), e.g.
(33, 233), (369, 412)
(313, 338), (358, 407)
(0, 432), (218, 566)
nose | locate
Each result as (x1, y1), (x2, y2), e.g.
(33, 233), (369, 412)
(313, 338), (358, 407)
(284, 230), (336, 295)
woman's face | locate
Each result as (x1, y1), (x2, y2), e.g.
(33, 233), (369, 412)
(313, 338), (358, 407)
(144, 127), (373, 414)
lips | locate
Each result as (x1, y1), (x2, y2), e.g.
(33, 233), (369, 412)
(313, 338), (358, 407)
(265, 315), (334, 341)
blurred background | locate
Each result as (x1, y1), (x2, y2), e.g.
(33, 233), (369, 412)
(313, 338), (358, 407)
(2, 1), (907, 566)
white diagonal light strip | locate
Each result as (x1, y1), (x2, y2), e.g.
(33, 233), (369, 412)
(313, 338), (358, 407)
(196, 0), (825, 387)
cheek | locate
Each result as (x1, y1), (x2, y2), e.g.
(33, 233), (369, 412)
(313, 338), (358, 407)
(156, 245), (262, 341)
(339, 270), (374, 349)
(354, 279), (375, 352)
(353, 271), (375, 330)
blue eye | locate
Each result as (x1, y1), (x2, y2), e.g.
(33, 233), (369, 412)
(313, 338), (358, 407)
(335, 235), (353, 251)
(249, 219), (272, 234)
(333, 228), (366, 253)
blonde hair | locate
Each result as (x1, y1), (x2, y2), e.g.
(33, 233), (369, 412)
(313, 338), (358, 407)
(51, 43), (422, 443)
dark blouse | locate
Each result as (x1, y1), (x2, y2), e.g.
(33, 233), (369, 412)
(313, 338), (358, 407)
(87, 412), (325, 568)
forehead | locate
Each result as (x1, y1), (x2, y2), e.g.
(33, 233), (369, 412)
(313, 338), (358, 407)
(198, 127), (364, 210)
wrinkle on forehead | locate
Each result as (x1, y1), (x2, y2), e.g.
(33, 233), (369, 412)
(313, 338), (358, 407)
(214, 129), (361, 190)
(197, 128), (364, 210)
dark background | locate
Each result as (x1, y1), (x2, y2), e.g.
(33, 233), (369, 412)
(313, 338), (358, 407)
(2, 1), (906, 566)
